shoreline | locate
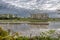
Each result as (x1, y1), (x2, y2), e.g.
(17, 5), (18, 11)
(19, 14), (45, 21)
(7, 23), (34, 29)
(0, 21), (49, 25)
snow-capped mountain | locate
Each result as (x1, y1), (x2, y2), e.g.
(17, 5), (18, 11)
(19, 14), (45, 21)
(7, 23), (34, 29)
(0, 0), (60, 18)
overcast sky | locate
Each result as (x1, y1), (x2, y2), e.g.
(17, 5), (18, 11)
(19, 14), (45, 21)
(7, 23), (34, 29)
(1, 0), (60, 10)
(0, 0), (60, 18)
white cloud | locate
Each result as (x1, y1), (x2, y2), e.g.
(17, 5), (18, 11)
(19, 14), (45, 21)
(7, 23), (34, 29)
(1, 0), (60, 10)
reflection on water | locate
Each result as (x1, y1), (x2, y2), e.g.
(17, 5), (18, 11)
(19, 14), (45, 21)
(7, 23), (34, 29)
(0, 22), (60, 36)
(48, 22), (60, 29)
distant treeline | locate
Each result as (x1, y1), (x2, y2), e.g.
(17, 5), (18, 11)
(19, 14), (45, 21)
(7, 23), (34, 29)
(0, 14), (19, 20)
(0, 17), (19, 20)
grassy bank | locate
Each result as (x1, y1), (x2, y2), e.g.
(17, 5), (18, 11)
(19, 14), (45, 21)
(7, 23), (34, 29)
(0, 27), (60, 40)
(0, 18), (48, 22)
(48, 18), (60, 21)
(19, 18), (48, 22)
(0, 18), (60, 23)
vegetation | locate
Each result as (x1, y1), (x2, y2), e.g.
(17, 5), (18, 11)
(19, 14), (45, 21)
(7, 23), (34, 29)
(0, 27), (60, 40)
(0, 14), (60, 22)
(0, 14), (18, 20)
(0, 18), (60, 23)
(48, 18), (60, 21)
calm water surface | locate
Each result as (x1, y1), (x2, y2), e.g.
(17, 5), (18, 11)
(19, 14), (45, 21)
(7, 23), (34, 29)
(0, 21), (60, 36)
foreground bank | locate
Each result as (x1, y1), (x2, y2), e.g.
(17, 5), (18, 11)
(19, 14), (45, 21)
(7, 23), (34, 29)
(0, 27), (60, 40)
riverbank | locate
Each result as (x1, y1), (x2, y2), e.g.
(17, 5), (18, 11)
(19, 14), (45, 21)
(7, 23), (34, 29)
(0, 21), (49, 25)
(0, 27), (60, 40)
(0, 18), (60, 23)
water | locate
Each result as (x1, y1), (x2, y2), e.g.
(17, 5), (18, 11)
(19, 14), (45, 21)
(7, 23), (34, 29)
(0, 21), (60, 36)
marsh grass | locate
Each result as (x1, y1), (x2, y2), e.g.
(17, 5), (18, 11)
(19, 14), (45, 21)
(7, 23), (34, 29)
(0, 27), (60, 40)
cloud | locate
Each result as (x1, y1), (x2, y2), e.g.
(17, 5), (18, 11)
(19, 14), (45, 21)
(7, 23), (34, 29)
(1, 0), (60, 10)
(0, 0), (60, 18)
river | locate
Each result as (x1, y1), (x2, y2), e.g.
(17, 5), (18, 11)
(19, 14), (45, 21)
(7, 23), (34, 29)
(0, 21), (60, 36)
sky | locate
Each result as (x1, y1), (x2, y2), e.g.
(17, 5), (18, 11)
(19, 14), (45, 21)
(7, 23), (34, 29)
(1, 0), (60, 10)
(0, 0), (60, 18)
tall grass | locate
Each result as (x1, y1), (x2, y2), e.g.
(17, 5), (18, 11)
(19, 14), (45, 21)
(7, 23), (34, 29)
(0, 27), (60, 40)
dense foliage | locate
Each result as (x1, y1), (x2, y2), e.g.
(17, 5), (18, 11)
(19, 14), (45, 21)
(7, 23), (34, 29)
(0, 27), (60, 40)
